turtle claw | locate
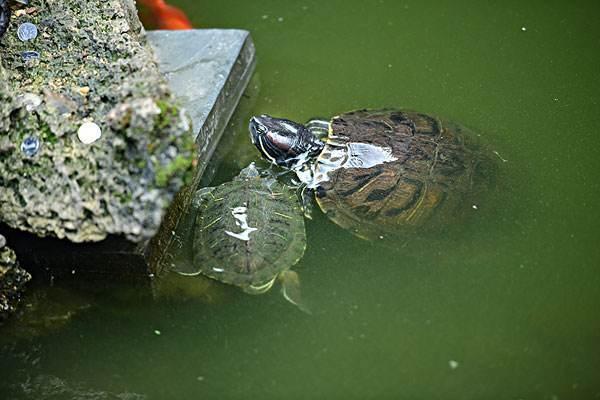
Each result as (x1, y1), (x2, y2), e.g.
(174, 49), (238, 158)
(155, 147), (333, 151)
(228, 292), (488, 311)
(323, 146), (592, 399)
(297, 186), (314, 220)
(302, 203), (313, 220)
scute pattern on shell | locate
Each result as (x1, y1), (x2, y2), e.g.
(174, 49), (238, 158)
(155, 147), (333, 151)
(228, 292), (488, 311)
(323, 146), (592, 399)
(315, 109), (494, 239)
(192, 172), (306, 290)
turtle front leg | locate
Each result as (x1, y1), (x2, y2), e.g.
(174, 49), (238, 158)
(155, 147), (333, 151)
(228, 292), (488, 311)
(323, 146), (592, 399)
(289, 163), (316, 219)
(298, 185), (315, 220)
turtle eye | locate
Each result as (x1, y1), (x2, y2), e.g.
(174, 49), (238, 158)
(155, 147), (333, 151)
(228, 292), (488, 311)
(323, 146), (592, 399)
(256, 125), (267, 134)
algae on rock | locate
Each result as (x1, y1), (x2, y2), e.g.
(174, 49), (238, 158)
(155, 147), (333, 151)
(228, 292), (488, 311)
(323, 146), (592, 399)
(0, 242), (31, 321)
(0, 0), (195, 243)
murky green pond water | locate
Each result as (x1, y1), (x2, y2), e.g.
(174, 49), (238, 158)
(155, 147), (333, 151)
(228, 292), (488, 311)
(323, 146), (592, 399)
(2, 0), (600, 398)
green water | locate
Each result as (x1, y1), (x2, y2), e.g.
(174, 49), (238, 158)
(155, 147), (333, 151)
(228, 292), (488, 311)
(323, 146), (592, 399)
(2, 0), (600, 398)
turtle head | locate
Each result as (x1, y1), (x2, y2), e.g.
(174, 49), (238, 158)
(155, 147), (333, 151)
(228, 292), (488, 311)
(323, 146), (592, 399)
(249, 115), (324, 169)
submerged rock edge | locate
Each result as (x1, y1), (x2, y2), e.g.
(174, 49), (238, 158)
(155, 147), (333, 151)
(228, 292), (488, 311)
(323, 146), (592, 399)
(0, 243), (31, 322)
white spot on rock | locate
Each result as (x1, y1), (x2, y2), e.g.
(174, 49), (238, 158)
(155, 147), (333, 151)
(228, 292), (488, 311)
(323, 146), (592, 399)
(77, 122), (102, 144)
(18, 93), (42, 111)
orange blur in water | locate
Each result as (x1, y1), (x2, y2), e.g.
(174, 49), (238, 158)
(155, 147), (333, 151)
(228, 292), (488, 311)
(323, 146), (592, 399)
(139, 0), (193, 30)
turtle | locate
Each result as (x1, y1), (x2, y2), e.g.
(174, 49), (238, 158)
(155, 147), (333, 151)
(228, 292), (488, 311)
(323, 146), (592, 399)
(249, 109), (495, 240)
(173, 163), (309, 312)
(0, 0), (29, 39)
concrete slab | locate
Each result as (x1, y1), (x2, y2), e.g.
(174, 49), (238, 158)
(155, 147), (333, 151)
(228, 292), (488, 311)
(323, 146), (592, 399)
(147, 29), (256, 180)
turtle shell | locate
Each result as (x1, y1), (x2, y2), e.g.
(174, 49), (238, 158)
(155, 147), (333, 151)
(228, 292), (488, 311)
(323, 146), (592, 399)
(313, 109), (494, 239)
(192, 166), (306, 291)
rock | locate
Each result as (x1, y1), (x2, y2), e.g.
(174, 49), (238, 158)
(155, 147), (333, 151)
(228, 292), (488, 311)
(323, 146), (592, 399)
(0, 0), (195, 244)
(0, 242), (31, 321)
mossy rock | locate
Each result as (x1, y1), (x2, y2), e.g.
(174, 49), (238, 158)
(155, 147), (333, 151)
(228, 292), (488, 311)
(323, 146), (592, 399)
(0, 244), (31, 321)
(0, 0), (195, 243)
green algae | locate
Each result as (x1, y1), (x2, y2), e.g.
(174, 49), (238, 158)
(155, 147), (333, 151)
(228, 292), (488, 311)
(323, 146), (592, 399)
(0, 245), (31, 321)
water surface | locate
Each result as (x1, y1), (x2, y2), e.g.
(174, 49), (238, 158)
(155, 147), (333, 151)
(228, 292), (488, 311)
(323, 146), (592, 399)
(2, 0), (600, 398)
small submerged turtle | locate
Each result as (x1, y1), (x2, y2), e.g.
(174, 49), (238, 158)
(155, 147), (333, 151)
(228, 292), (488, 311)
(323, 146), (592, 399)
(175, 163), (309, 312)
(249, 109), (494, 240)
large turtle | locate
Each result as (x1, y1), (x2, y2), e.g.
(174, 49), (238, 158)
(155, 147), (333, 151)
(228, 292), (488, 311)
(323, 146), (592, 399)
(174, 163), (309, 312)
(249, 109), (494, 240)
